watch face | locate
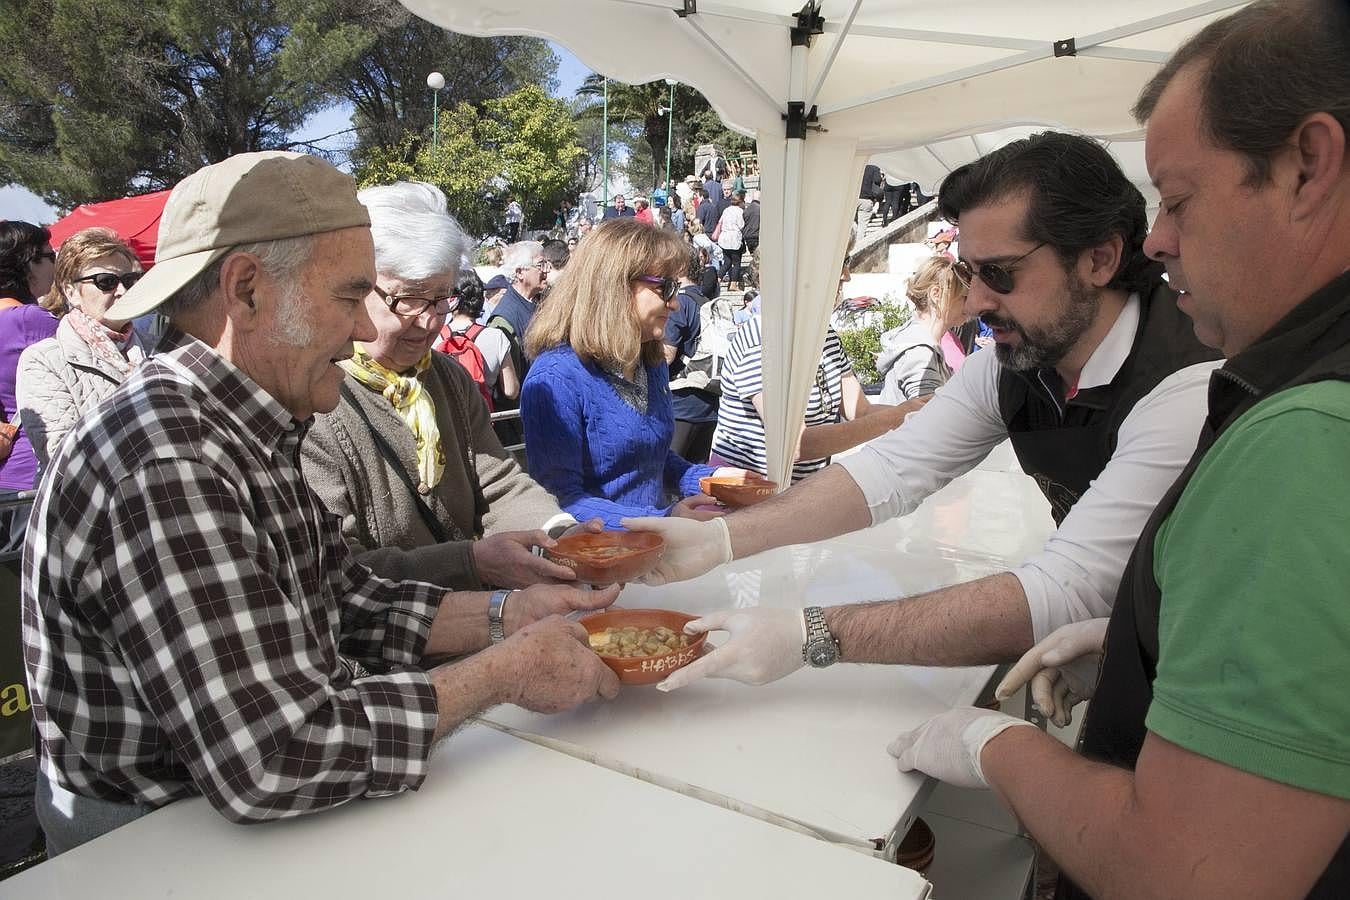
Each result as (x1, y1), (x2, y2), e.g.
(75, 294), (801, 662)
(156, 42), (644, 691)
(807, 642), (838, 668)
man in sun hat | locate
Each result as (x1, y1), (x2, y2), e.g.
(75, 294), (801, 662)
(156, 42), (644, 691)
(22, 151), (619, 854)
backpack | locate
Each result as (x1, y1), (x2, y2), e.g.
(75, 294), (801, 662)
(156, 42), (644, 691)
(435, 322), (493, 411)
(669, 295), (739, 396)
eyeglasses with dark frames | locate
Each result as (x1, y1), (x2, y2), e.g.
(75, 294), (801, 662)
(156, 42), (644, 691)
(72, 271), (143, 293)
(634, 274), (678, 302)
(371, 284), (455, 318)
(953, 241), (1048, 295)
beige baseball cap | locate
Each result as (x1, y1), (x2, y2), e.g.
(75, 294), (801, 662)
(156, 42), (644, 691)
(105, 151), (371, 321)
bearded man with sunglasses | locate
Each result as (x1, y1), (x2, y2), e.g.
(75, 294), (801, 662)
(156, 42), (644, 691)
(627, 130), (1221, 692)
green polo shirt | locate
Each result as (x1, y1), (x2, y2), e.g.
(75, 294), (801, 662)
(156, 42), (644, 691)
(1147, 381), (1350, 799)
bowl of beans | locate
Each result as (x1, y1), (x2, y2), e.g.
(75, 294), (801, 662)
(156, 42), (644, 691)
(579, 608), (707, 685)
(543, 531), (665, 584)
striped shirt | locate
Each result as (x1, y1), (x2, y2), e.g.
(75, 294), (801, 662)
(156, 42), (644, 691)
(22, 328), (442, 822)
(710, 316), (853, 482)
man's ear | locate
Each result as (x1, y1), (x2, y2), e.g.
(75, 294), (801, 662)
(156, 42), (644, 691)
(1084, 233), (1125, 289)
(1287, 111), (1346, 222)
(219, 252), (262, 326)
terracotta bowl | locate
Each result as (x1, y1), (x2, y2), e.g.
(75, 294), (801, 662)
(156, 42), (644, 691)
(543, 531), (665, 584)
(579, 608), (707, 686)
(894, 817), (935, 874)
(699, 473), (778, 508)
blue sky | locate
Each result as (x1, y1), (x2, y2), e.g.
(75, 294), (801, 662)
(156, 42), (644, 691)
(2, 42), (594, 225)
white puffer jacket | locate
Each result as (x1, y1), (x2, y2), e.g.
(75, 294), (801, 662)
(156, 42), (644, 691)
(15, 316), (145, 470)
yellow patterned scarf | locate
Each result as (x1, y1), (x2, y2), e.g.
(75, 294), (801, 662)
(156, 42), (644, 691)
(341, 346), (444, 489)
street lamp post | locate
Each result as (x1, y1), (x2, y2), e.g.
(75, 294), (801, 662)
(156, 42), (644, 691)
(663, 80), (677, 199)
(601, 78), (610, 206)
(426, 71), (445, 151)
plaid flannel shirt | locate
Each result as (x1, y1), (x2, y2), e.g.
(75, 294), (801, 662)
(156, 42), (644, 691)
(22, 329), (443, 823)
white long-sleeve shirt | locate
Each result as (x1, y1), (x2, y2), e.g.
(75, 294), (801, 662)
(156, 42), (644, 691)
(837, 295), (1221, 642)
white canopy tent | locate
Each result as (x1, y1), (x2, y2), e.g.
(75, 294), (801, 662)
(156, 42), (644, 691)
(403, 0), (1246, 486)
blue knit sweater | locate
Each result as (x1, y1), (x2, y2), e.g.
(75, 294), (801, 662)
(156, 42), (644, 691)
(521, 345), (715, 528)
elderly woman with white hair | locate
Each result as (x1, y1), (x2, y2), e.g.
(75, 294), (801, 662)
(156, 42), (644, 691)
(301, 181), (594, 590)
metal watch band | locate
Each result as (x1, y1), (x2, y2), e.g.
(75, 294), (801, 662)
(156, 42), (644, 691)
(801, 606), (838, 662)
(488, 589), (515, 644)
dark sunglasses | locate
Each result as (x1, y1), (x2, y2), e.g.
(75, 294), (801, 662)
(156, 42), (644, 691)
(634, 275), (678, 301)
(953, 241), (1047, 295)
(36, 250), (57, 263)
(72, 271), (143, 293)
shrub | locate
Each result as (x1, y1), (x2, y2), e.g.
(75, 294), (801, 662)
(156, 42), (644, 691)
(834, 294), (911, 385)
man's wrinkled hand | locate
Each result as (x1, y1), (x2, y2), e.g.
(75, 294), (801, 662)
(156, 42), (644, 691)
(472, 531), (576, 588)
(888, 707), (1035, 789)
(496, 617), (620, 713)
(620, 515), (732, 585)
(507, 583), (621, 633)
(995, 618), (1108, 728)
(656, 606), (805, 691)
(670, 493), (725, 521)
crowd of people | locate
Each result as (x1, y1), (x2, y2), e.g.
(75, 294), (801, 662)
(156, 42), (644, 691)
(1, 0), (1346, 895)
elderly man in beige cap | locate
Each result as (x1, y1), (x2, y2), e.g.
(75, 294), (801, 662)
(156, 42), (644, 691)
(22, 152), (619, 854)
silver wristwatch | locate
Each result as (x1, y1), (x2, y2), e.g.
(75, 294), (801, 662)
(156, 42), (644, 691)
(488, 589), (515, 644)
(801, 606), (840, 668)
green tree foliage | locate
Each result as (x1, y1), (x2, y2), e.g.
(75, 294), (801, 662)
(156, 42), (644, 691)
(574, 76), (755, 192)
(322, 0), (557, 155)
(355, 85), (583, 239)
(0, 0), (368, 209)
(0, 0), (559, 211)
(834, 296), (912, 385)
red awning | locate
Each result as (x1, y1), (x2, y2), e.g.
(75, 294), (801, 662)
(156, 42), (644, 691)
(47, 190), (170, 271)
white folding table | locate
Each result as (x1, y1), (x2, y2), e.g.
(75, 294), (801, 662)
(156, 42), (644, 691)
(0, 724), (932, 900)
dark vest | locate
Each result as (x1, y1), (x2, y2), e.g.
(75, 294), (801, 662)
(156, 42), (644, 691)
(999, 282), (1220, 524)
(1068, 270), (1350, 900)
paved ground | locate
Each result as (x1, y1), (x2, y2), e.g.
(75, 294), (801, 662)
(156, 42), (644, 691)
(0, 756), (44, 880)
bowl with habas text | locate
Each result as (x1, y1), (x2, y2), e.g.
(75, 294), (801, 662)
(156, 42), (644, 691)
(580, 608), (707, 686)
(699, 473), (777, 508)
(543, 530), (665, 584)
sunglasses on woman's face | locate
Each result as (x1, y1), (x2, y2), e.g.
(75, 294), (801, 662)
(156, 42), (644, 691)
(952, 241), (1047, 295)
(634, 275), (679, 301)
(73, 271), (144, 293)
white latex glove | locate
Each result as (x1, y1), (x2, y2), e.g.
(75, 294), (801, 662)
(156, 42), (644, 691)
(619, 515), (732, 586)
(655, 607), (806, 692)
(994, 618), (1109, 728)
(887, 707), (1036, 789)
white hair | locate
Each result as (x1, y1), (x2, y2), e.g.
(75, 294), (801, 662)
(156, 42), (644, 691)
(357, 181), (473, 282)
(501, 241), (543, 280)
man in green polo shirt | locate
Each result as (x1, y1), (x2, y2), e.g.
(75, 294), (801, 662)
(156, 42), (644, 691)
(889, 2), (1350, 897)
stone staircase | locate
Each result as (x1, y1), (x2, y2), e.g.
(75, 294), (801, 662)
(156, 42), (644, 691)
(851, 200), (940, 273)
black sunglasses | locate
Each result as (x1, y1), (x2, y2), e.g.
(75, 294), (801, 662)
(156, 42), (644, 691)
(634, 275), (678, 301)
(371, 284), (455, 318)
(953, 242), (1047, 295)
(72, 271), (143, 293)
(36, 250), (56, 263)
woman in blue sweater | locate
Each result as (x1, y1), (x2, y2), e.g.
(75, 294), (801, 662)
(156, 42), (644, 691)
(522, 219), (733, 528)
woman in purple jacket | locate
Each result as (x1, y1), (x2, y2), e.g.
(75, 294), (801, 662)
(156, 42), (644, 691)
(0, 221), (59, 552)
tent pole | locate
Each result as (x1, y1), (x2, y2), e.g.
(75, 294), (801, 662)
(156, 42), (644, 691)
(804, 0), (862, 112)
(764, 15), (813, 488)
